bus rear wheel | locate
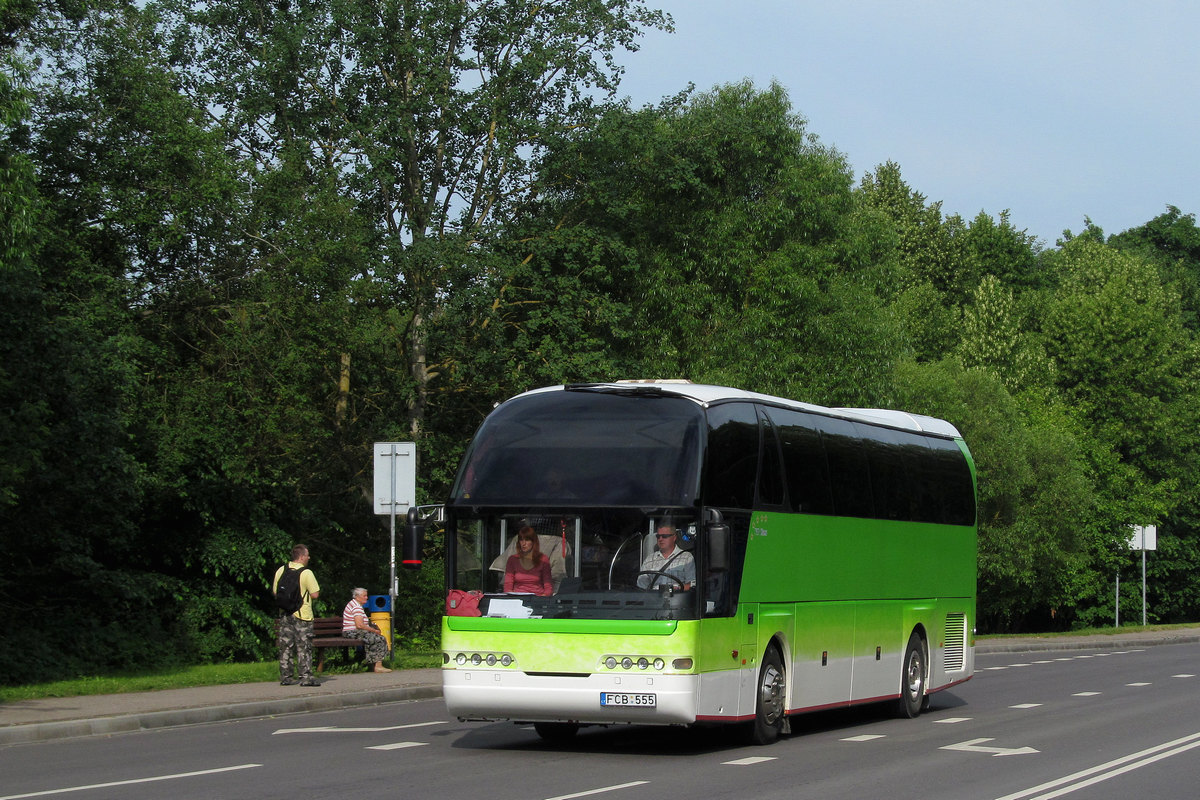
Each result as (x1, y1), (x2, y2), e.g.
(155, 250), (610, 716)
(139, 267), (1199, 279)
(750, 646), (785, 745)
(895, 631), (927, 719)
(533, 721), (579, 741)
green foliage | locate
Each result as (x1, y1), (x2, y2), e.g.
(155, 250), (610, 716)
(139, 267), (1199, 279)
(6, 0), (1200, 684)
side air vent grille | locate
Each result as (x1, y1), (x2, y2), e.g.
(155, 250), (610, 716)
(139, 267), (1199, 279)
(944, 613), (967, 672)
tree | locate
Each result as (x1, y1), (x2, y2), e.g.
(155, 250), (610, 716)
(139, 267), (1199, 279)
(956, 274), (1053, 393)
(518, 81), (904, 406)
(1037, 238), (1200, 625)
(158, 0), (671, 443)
(1109, 206), (1200, 329)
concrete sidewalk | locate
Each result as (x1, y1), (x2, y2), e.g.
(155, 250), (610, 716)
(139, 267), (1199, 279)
(0, 668), (442, 746)
(5, 628), (1200, 746)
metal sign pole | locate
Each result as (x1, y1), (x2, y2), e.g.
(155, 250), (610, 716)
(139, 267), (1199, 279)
(374, 441), (415, 654)
(389, 444), (398, 645)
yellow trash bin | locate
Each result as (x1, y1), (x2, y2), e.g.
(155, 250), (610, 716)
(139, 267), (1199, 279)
(369, 612), (392, 651)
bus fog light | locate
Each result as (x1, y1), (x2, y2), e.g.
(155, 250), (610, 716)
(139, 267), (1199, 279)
(486, 653), (497, 665)
(471, 653), (482, 665)
(653, 658), (665, 670)
(605, 657), (617, 669)
(621, 657), (633, 669)
(456, 653), (467, 665)
(672, 657), (694, 670)
(500, 654), (513, 666)
(637, 657), (649, 669)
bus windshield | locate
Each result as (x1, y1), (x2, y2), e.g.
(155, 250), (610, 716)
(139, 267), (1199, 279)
(451, 388), (703, 507)
(447, 389), (713, 621)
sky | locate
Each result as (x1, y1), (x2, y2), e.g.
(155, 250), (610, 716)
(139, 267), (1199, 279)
(614, 1), (1199, 247)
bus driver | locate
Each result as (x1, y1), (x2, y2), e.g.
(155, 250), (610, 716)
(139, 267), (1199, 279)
(637, 521), (695, 590)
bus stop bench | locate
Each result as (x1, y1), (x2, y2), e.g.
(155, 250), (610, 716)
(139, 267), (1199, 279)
(276, 616), (362, 672)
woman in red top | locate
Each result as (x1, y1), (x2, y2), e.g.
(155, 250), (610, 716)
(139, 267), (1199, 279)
(504, 526), (553, 595)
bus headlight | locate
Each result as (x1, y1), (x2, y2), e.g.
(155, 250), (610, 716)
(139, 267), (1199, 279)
(602, 654), (671, 672)
(450, 651), (514, 668)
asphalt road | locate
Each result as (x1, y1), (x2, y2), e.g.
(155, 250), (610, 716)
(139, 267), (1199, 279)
(3, 640), (1199, 800)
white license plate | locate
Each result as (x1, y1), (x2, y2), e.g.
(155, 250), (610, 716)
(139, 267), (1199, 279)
(600, 692), (656, 707)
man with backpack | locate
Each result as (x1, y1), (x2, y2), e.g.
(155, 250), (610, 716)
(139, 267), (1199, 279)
(273, 543), (321, 686)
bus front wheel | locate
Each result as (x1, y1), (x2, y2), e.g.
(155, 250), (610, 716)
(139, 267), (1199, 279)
(750, 646), (785, 745)
(895, 631), (927, 719)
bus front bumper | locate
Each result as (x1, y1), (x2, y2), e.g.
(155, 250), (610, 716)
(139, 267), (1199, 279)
(442, 669), (699, 725)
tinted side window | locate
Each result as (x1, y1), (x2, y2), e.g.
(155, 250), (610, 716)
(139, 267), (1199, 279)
(927, 437), (976, 525)
(705, 403), (760, 510)
(765, 407), (834, 515)
(857, 423), (909, 520)
(756, 408), (786, 509)
(814, 416), (873, 518)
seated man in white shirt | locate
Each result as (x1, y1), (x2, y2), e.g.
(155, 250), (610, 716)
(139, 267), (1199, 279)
(637, 521), (695, 590)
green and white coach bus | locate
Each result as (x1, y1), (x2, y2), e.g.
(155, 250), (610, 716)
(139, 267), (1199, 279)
(439, 381), (977, 743)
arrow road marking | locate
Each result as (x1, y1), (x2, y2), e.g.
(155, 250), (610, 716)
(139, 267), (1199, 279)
(273, 721), (446, 735)
(941, 738), (1039, 757)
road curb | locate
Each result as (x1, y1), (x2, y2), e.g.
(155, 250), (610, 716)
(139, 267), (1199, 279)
(0, 684), (442, 746)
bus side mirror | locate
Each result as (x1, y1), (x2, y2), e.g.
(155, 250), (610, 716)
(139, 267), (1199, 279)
(707, 523), (729, 571)
(404, 506), (425, 569)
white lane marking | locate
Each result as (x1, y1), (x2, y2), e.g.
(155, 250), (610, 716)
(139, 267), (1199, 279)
(0, 764), (261, 800)
(367, 741), (428, 750)
(1126, 682), (1152, 687)
(842, 734), (886, 742)
(1173, 673), (1195, 678)
(940, 738), (1036, 758)
(942, 738), (1039, 757)
(724, 756), (776, 765)
(993, 731), (1200, 800)
(934, 717), (972, 723)
(1010, 704), (1042, 709)
(1072, 691), (1101, 697)
(273, 721), (446, 734)
(544, 781), (649, 800)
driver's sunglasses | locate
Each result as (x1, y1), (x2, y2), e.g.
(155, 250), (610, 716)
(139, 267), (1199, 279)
(655, 533), (674, 539)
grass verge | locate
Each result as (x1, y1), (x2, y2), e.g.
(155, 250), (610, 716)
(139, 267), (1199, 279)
(976, 622), (1200, 640)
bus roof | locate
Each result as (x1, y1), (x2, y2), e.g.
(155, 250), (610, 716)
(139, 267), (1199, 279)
(516, 382), (964, 439)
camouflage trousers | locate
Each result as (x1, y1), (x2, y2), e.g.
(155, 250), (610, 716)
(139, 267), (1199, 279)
(278, 615), (314, 681)
(343, 628), (390, 665)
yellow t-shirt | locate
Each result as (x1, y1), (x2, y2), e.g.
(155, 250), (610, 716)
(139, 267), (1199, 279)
(273, 561), (321, 621)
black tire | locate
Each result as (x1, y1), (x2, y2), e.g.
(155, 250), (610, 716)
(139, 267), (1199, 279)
(895, 631), (927, 719)
(750, 646), (786, 745)
(533, 721), (579, 741)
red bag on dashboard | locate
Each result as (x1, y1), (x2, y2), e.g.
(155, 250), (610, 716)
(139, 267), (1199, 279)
(446, 589), (483, 617)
